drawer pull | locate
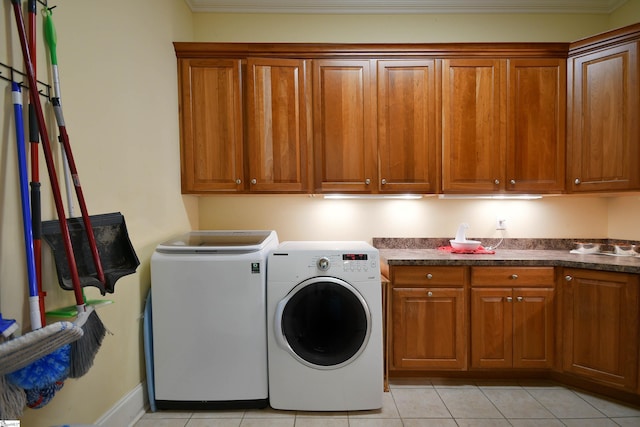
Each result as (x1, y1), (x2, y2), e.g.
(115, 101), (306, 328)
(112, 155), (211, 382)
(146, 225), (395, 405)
(506, 296), (513, 302)
(426, 273), (433, 280)
(517, 296), (523, 302)
(565, 275), (573, 282)
(427, 291), (433, 297)
(510, 274), (518, 280)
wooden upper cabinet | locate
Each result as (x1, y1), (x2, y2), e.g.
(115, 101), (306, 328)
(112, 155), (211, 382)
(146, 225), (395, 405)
(507, 59), (566, 193)
(567, 33), (640, 192)
(247, 58), (312, 192)
(377, 60), (440, 193)
(179, 58), (244, 193)
(442, 59), (505, 193)
(313, 59), (377, 193)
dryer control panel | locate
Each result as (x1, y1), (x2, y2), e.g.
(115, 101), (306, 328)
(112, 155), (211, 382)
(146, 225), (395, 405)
(312, 252), (378, 279)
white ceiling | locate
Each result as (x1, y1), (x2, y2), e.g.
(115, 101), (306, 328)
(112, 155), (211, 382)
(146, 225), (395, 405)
(184, 0), (629, 14)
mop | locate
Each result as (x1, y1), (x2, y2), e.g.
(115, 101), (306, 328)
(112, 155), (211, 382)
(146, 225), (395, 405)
(0, 315), (25, 419)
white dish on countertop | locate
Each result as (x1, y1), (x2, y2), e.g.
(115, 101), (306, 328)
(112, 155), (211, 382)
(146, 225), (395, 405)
(450, 240), (481, 251)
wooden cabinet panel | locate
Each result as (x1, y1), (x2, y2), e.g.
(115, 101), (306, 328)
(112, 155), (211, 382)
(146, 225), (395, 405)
(507, 59), (566, 193)
(513, 288), (555, 369)
(392, 287), (467, 370)
(472, 288), (513, 368)
(179, 59), (244, 193)
(568, 41), (640, 192)
(378, 60), (440, 193)
(442, 59), (505, 193)
(247, 58), (312, 192)
(562, 269), (639, 391)
(313, 60), (377, 193)
(393, 265), (466, 287)
(472, 266), (555, 287)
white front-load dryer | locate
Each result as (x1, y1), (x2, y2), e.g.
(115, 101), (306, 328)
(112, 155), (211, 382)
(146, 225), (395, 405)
(267, 241), (383, 411)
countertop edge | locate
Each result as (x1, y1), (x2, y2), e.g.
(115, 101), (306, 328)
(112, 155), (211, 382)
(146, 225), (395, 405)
(379, 249), (640, 274)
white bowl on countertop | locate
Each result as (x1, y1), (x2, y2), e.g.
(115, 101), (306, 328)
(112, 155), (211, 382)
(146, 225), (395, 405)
(450, 240), (482, 251)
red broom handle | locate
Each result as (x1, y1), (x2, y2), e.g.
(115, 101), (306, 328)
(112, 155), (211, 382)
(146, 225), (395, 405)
(10, 0), (85, 308)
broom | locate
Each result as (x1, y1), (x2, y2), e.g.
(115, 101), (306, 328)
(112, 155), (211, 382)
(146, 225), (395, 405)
(9, 0), (106, 379)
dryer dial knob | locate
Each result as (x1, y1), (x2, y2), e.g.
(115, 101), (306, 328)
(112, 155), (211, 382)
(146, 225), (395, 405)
(317, 257), (330, 271)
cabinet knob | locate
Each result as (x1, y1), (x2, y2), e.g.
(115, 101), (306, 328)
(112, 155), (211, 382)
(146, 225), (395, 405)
(381, 179), (387, 185)
(365, 178), (371, 185)
(425, 273), (433, 280)
(494, 179), (500, 185)
(251, 179), (257, 185)
(427, 291), (433, 297)
(511, 274), (518, 280)
(510, 179), (516, 185)
(565, 275), (573, 282)
(506, 296), (513, 302)
(574, 178), (581, 185)
(517, 296), (523, 302)
(235, 179), (242, 185)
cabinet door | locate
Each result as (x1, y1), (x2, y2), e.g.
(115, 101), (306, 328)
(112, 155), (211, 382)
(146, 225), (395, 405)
(471, 288), (513, 368)
(179, 59), (244, 193)
(442, 59), (505, 193)
(378, 60), (439, 193)
(313, 60), (377, 193)
(513, 288), (555, 369)
(568, 42), (640, 192)
(247, 58), (312, 192)
(507, 59), (566, 193)
(392, 287), (467, 370)
(562, 269), (639, 391)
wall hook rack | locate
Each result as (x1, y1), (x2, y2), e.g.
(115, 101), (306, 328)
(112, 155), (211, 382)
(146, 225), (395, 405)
(0, 62), (52, 100)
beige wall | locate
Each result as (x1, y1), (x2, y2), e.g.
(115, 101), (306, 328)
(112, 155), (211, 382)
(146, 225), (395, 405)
(1, 1), (195, 425)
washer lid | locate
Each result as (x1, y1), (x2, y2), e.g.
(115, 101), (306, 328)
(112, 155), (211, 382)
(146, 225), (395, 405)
(156, 230), (277, 253)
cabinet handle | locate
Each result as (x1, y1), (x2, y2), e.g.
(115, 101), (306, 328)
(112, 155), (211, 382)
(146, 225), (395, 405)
(381, 179), (387, 185)
(235, 179), (242, 185)
(365, 178), (371, 185)
(427, 291), (433, 297)
(506, 296), (513, 302)
(574, 178), (581, 185)
(517, 296), (523, 302)
(251, 179), (257, 185)
(494, 179), (500, 185)
(565, 275), (573, 282)
(425, 273), (433, 280)
(510, 274), (518, 280)
(510, 179), (516, 185)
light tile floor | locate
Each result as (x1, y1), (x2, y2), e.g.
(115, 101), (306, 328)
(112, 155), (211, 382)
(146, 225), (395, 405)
(134, 379), (640, 426)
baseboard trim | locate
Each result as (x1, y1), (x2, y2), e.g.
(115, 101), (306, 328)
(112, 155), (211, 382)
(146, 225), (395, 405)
(95, 382), (148, 427)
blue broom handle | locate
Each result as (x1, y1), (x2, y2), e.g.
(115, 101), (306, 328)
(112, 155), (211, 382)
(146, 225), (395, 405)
(12, 82), (42, 330)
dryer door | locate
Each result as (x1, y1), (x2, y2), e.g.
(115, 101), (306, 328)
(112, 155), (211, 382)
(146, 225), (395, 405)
(274, 277), (371, 370)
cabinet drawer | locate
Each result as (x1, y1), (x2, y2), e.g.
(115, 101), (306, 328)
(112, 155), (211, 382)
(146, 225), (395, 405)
(393, 266), (466, 287)
(472, 267), (554, 287)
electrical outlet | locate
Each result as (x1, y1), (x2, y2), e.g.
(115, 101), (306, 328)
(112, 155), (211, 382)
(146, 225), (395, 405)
(496, 217), (507, 230)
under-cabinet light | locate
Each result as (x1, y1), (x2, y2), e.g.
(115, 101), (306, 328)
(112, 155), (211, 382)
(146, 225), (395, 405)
(323, 194), (425, 200)
(438, 194), (543, 200)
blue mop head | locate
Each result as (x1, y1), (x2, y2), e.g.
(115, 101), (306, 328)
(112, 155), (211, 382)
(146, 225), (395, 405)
(25, 380), (64, 409)
(6, 344), (70, 389)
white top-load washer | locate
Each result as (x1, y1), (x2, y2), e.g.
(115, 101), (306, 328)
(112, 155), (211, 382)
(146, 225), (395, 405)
(151, 230), (278, 410)
(267, 241), (383, 411)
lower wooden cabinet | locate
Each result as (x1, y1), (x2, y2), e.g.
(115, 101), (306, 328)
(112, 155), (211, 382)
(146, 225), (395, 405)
(470, 267), (555, 369)
(562, 268), (640, 392)
(390, 266), (467, 370)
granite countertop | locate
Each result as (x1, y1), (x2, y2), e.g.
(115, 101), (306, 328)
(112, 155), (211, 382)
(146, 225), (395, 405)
(374, 238), (640, 274)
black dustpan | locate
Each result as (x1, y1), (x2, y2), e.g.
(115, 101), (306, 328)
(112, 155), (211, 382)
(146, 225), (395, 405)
(42, 212), (139, 295)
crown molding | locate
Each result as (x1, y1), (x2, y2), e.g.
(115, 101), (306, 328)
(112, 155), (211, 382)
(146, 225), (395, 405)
(183, 0), (629, 14)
